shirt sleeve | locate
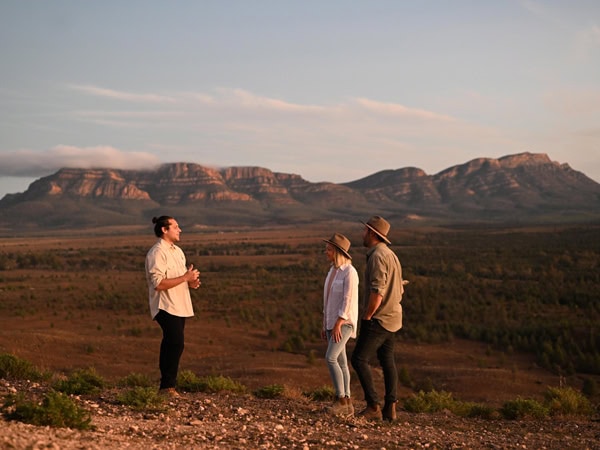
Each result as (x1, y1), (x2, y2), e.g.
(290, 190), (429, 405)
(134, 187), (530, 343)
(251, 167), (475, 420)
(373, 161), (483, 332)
(368, 251), (388, 295)
(337, 267), (359, 320)
(146, 246), (168, 289)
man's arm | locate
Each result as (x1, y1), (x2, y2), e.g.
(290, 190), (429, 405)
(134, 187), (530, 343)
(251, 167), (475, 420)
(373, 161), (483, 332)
(363, 291), (383, 320)
(155, 264), (200, 291)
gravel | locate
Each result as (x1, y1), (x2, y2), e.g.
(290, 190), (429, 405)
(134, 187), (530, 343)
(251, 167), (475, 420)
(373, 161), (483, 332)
(1, 380), (599, 449)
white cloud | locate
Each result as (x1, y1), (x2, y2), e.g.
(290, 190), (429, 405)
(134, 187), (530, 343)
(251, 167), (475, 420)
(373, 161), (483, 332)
(353, 98), (457, 121)
(67, 84), (177, 103)
(0, 146), (161, 177)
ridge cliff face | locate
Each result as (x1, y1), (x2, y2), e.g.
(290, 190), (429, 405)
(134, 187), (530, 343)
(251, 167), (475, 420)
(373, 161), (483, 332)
(1, 152), (599, 229)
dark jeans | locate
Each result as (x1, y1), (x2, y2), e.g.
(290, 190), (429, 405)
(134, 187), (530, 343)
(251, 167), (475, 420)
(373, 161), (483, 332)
(351, 319), (398, 406)
(155, 310), (186, 389)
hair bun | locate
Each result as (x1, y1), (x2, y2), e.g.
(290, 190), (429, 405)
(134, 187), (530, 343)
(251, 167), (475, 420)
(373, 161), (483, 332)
(152, 217), (158, 224)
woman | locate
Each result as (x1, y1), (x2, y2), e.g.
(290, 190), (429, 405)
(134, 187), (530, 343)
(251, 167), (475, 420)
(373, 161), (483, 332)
(321, 233), (359, 416)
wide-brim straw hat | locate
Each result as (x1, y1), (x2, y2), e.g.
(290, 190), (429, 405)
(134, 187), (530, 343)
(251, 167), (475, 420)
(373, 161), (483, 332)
(322, 233), (352, 259)
(362, 215), (392, 245)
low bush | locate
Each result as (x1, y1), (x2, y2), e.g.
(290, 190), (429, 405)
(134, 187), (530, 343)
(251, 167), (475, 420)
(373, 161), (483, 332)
(53, 367), (106, 395)
(177, 371), (246, 394)
(254, 384), (285, 399)
(500, 398), (548, 420)
(0, 353), (49, 381)
(403, 390), (457, 413)
(2, 390), (92, 430)
(304, 385), (335, 402)
(118, 372), (153, 388)
(117, 387), (165, 411)
(403, 390), (495, 418)
(544, 386), (592, 417)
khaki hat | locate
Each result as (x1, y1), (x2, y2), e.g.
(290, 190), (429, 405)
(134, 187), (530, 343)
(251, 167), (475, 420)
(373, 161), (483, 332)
(323, 233), (352, 259)
(362, 216), (391, 244)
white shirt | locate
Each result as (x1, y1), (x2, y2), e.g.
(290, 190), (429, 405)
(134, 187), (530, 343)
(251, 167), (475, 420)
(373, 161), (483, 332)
(323, 262), (359, 338)
(145, 238), (194, 319)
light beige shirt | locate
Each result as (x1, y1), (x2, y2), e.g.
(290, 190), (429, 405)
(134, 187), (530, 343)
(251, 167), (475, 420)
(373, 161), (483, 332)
(145, 238), (194, 319)
(364, 242), (404, 332)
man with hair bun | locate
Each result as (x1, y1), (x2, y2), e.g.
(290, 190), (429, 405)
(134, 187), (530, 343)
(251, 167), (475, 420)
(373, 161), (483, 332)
(145, 215), (200, 397)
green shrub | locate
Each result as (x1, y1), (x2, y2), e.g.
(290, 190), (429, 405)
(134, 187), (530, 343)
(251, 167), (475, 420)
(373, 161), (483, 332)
(403, 390), (457, 413)
(462, 403), (498, 419)
(177, 371), (246, 393)
(2, 391), (92, 430)
(118, 372), (153, 388)
(500, 397), (548, 420)
(254, 384), (285, 399)
(304, 385), (336, 402)
(117, 387), (165, 411)
(0, 353), (49, 381)
(544, 386), (592, 417)
(53, 367), (106, 395)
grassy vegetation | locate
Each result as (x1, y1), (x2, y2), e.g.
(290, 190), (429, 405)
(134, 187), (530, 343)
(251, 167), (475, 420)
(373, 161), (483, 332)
(0, 225), (599, 403)
(177, 370), (247, 394)
(0, 354), (50, 381)
(2, 390), (93, 430)
(53, 367), (106, 395)
(0, 352), (596, 430)
(404, 386), (593, 420)
(116, 387), (165, 411)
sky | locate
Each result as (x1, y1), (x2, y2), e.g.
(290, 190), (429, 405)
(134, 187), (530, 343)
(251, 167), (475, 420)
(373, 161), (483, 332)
(1, 1), (599, 199)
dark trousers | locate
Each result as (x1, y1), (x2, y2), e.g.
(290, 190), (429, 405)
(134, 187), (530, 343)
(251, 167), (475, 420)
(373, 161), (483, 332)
(155, 310), (186, 389)
(351, 319), (398, 406)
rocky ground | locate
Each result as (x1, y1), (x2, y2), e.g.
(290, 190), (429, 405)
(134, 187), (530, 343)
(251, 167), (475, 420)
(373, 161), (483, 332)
(1, 380), (599, 450)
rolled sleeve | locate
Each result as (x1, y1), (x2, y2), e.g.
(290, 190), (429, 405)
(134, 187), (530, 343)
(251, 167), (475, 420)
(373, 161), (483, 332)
(368, 253), (388, 295)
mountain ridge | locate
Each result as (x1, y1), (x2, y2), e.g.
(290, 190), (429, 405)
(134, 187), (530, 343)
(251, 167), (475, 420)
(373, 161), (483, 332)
(2, 152), (599, 230)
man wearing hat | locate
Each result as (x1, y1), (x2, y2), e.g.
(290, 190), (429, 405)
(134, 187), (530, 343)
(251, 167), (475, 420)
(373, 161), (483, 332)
(351, 216), (405, 421)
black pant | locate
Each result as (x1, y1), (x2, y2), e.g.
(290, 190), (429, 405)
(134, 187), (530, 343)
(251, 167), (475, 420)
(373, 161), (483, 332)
(351, 319), (398, 406)
(155, 310), (186, 389)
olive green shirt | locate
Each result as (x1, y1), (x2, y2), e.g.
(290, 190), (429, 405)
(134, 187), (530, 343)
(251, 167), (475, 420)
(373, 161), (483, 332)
(363, 242), (404, 332)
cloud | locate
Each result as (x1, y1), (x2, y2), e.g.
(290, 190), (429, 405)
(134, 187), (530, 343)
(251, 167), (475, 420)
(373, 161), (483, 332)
(220, 88), (327, 114)
(67, 84), (177, 103)
(353, 98), (457, 121)
(0, 146), (161, 177)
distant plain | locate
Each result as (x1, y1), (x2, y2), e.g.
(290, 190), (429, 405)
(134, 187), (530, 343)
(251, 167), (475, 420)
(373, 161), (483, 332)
(1, 222), (598, 407)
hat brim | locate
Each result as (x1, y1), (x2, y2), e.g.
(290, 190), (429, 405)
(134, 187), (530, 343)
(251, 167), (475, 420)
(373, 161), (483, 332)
(322, 239), (352, 260)
(362, 222), (392, 245)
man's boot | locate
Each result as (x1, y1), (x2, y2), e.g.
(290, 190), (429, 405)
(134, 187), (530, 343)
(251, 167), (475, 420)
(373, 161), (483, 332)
(382, 401), (397, 422)
(357, 403), (382, 421)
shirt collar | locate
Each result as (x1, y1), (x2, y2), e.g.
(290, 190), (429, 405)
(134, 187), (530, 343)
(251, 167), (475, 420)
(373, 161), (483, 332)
(158, 238), (176, 250)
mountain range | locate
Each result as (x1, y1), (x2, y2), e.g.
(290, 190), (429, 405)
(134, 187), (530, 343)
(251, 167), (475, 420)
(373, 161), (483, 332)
(1, 152), (599, 231)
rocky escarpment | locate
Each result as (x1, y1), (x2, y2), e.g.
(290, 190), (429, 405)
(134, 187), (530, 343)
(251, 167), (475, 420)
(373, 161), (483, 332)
(1, 152), (599, 229)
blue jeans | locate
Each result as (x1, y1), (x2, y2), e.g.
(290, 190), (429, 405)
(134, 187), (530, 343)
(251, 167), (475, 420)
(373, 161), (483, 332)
(325, 324), (353, 398)
(351, 319), (398, 406)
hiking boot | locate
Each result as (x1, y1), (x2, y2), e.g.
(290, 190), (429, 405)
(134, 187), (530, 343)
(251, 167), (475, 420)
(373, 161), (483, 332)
(345, 397), (355, 416)
(159, 387), (181, 398)
(383, 401), (397, 422)
(328, 397), (349, 416)
(357, 403), (382, 421)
